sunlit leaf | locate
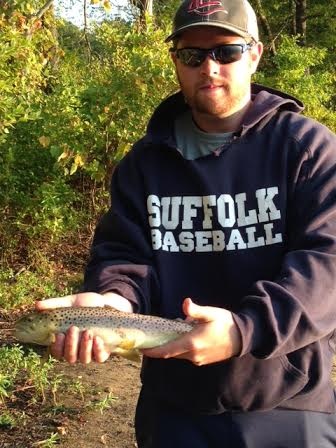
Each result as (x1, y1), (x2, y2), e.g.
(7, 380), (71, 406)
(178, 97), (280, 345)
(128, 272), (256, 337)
(38, 136), (50, 148)
(57, 151), (69, 162)
(70, 162), (78, 175)
(74, 153), (84, 167)
(103, 0), (112, 12)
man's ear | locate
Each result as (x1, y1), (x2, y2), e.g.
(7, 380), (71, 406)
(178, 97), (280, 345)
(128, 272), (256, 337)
(250, 41), (263, 74)
(170, 50), (177, 65)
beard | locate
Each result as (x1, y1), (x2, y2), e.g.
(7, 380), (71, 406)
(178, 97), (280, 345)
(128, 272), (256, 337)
(177, 73), (250, 118)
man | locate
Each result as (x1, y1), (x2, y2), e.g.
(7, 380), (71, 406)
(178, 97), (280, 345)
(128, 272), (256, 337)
(37, 0), (336, 446)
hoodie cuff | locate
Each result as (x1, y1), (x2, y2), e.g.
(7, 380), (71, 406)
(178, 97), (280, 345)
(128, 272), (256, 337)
(232, 311), (261, 357)
(99, 281), (142, 313)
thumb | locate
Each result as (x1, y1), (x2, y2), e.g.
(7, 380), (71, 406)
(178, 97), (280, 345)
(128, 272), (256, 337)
(35, 295), (75, 310)
(182, 298), (218, 322)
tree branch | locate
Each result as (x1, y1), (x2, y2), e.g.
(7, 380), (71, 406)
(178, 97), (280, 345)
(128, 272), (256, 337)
(25, 0), (54, 39)
(29, 0), (54, 21)
(83, 0), (92, 62)
(254, 0), (276, 55)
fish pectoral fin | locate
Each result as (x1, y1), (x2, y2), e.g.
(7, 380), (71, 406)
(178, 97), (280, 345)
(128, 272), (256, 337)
(42, 333), (56, 346)
(119, 349), (141, 363)
(111, 347), (141, 363)
(119, 338), (136, 351)
(111, 339), (142, 362)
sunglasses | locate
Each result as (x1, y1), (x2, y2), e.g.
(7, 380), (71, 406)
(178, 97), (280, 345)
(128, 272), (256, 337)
(171, 43), (254, 68)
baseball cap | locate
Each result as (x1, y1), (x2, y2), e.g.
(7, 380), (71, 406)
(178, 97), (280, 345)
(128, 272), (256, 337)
(165, 0), (259, 43)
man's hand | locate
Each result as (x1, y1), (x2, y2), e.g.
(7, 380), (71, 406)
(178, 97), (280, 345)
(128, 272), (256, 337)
(35, 291), (133, 312)
(141, 298), (242, 366)
(35, 291), (133, 364)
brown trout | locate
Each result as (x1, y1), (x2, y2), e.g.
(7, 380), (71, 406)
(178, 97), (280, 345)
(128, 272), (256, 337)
(14, 307), (193, 361)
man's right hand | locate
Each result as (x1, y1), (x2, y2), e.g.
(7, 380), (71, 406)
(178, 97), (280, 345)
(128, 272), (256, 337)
(35, 291), (133, 364)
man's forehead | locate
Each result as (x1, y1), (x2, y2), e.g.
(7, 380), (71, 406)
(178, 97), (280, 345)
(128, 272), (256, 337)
(177, 25), (246, 44)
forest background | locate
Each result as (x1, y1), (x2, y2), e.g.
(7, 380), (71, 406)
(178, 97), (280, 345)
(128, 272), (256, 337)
(0, 0), (335, 307)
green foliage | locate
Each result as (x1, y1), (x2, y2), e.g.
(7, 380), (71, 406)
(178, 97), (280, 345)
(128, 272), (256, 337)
(27, 354), (59, 403)
(256, 36), (336, 132)
(154, 0), (181, 31)
(0, 1), (84, 272)
(0, 373), (12, 403)
(87, 390), (118, 414)
(0, 411), (17, 429)
(1, 10), (177, 273)
(0, 0), (59, 143)
(0, 345), (25, 382)
(33, 433), (61, 448)
(0, 342), (116, 444)
(250, 0), (336, 50)
(0, 344), (86, 409)
(0, 345), (56, 403)
(0, 269), (78, 309)
(19, 177), (83, 239)
(46, 17), (177, 185)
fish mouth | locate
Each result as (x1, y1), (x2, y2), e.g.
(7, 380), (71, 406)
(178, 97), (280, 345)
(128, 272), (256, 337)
(14, 326), (48, 345)
(13, 330), (30, 343)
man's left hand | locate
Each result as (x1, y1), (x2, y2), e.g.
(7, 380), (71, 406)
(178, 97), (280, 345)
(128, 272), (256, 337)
(141, 298), (242, 366)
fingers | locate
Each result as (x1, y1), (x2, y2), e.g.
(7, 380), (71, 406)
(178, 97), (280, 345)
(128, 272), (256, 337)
(102, 292), (134, 313)
(49, 327), (110, 364)
(35, 292), (133, 317)
(50, 333), (66, 359)
(35, 295), (76, 310)
(79, 330), (93, 364)
(144, 305), (242, 365)
(141, 339), (209, 367)
(93, 336), (111, 363)
(182, 298), (220, 322)
(64, 326), (81, 364)
(35, 292), (106, 311)
(72, 292), (105, 308)
(141, 333), (196, 359)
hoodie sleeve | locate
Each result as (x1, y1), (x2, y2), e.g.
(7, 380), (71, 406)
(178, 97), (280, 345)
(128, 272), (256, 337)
(83, 149), (159, 314)
(234, 123), (336, 359)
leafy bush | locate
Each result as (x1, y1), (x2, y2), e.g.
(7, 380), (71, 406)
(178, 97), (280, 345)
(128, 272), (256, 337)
(46, 17), (177, 186)
(0, 0), (58, 143)
(256, 36), (336, 132)
(0, 268), (78, 309)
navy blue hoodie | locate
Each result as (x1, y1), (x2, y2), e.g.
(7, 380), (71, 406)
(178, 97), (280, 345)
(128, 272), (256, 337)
(84, 84), (336, 414)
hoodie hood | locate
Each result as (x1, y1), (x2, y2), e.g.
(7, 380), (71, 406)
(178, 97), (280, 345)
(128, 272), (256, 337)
(144, 83), (304, 146)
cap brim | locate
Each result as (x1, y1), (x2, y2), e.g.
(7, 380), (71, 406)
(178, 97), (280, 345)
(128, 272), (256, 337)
(165, 22), (251, 43)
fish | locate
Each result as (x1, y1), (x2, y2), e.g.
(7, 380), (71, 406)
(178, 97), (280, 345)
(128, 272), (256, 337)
(14, 306), (194, 361)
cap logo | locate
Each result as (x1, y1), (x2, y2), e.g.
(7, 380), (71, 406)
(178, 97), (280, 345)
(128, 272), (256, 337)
(188, 0), (227, 16)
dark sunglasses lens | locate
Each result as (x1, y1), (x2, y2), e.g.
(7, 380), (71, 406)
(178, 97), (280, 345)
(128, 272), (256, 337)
(215, 45), (243, 64)
(177, 49), (206, 67)
(176, 45), (245, 67)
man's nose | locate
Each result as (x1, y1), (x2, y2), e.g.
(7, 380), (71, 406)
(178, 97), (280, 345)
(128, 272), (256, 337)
(200, 54), (220, 75)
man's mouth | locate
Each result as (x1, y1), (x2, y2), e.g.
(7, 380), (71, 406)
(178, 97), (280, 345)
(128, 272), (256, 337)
(199, 84), (222, 92)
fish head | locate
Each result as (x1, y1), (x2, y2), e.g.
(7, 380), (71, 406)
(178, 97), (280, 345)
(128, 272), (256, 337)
(14, 311), (56, 345)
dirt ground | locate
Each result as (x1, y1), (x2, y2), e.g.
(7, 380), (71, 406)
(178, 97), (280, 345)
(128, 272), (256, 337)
(1, 310), (336, 448)
(1, 359), (141, 448)
(0, 310), (141, 448)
